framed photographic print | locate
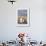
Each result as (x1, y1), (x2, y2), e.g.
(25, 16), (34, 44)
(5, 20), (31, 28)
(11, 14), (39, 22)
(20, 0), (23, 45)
(16, 8), (30, 27)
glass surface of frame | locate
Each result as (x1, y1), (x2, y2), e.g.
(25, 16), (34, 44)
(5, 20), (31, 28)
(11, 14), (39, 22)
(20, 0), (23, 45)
(16, 8), (30, 27)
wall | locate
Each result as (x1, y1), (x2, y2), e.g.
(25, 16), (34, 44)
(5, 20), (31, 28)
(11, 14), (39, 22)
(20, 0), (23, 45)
(0, 0), (46, 41)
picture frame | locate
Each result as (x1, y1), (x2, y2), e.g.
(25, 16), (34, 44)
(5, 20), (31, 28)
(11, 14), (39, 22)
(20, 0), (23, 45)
(16, 8), (30, 27)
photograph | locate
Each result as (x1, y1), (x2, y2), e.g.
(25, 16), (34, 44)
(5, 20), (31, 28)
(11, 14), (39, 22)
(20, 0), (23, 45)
(18, 9), (27, 24)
